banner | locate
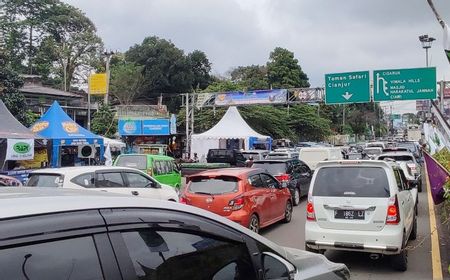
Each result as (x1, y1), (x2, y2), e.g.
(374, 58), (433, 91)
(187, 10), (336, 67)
(5, 139), (34, 160)
(88, 73), (108, 95)
(214, 89), (287, 106)
(423, 151), (447, 205)
(118, 120), (142, 136)
(142, 119), (170, 135)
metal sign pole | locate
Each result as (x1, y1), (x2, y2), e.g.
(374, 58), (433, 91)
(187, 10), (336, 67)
(88, 78), (91, 131)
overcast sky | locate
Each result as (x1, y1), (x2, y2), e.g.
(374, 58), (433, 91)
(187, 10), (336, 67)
(64, 0), (450, 114)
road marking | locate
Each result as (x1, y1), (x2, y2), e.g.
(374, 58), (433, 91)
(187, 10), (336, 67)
(424, 163), (443, 280)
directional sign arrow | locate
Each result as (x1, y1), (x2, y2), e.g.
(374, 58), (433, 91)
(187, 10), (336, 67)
(342, 92), (353, 100)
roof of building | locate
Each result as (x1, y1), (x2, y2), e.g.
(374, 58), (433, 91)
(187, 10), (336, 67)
(21, 84), (82, 99)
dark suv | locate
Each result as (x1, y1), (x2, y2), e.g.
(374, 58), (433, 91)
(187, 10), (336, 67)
(252, 159), (312, 206)
(207, 149), (246, 167)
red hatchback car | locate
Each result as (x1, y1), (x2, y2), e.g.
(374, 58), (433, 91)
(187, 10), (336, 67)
(181, 168), (293, 233)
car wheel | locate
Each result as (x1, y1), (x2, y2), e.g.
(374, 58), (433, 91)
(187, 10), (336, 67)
(409, 215), (417, 241)
(283, 201), (293, 223)
(293, 188), (301, 206)
(248, 214), (260, 234)
(391, 236), (408, 271)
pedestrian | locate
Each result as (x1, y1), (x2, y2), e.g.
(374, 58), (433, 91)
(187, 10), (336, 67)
(246, 156), (254, 167)
(192, 153), (199, 163)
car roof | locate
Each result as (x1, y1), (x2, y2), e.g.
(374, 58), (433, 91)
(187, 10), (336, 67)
(191, 168), (259, 177)
(117, 154), (174, 160)
(378, 152), (414, 157)
(0, 187), (284, 254)
(30, 166), (140, 175)
(316, 160), (392, 169)
(253, 159), (294, 163)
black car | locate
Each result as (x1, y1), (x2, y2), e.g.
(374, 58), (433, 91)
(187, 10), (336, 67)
(252, 159), (312, 206)
(207, 149), (246, 167)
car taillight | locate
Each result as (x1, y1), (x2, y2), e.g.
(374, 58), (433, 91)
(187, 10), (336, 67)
(275, 174), (290, 182)
(228, 196), (244, 211)
(306, 196), (316, 221)
(179, 196), (188, 204)
(386, 195), (400, 224)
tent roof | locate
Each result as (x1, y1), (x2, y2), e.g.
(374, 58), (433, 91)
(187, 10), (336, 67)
(102, 137), (125, 148)
(31, 101), (101, 140)
(192, 106), (269, 139)
(0, 100), (37, 139)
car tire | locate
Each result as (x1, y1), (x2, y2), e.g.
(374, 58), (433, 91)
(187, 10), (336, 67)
(391, 236), (408, 271)
(248, 214), (260, 234)
(293, 188), (301, 206)
(283, 201), (293, 223)
(409, 215), (417, 241)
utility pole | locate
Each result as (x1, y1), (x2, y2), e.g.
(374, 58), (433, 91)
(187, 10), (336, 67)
(342, 104), (346, 133)
(104, 50), (115, 105)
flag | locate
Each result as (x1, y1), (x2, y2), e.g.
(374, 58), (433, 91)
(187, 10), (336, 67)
(104, 144), (112, 166)
(423, 151), (447, 204)
(444, 23), (450, 63)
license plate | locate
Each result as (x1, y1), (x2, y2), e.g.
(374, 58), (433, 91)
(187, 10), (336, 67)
(334, 210), (365, 220)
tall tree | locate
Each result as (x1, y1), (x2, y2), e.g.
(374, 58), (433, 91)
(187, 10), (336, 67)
(109, 60), (145, 105)
(267, 47), (310, 89)
(230, 65), (269, 90)
(91, 103), (117, 138)
(188, 50), (212, 90)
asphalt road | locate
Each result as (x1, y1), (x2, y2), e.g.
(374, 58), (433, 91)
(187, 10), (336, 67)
(260, 188), (434, 279)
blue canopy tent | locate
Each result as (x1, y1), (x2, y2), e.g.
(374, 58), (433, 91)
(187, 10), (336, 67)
(31, 101), (104, 167)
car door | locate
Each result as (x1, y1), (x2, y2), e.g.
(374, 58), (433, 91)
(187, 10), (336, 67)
(260, 173), (284, 221)
(394, 169), (415, 233)
(247, 174), (272, 224)
(298, 162), (312, 195)
(94, 171), (128, 195)
(123, 171), (162, 200)
(102, 208), (258, 280)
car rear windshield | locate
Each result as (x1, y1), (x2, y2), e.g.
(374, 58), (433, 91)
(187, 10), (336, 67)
(27, 174), (63, 188)
(252, 162), (287, 175)
(188, 176), (239, 195)
(313, 167), (390, 197)
(115, 155), (147, 170)
(397, 143), (417, 153)
(364, 148), (381, 155)
(378, 155), (414, 162)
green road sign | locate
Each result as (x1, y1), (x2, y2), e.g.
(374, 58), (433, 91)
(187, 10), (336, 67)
(325, 71), (370, 104)
(373, 67), (436, 101)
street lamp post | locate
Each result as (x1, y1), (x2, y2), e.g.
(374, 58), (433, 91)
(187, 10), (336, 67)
(418, 34), (435, 116)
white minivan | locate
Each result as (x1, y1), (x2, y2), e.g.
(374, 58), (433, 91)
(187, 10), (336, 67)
(299, 147), (343, 170)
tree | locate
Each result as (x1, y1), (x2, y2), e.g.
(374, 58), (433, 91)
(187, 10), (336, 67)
(109, 61), (145, 105)
(91, 103), (117, 138)
(230, 65), (269, 90)
(0, 51), (33, 126)
(188, 50), (212, 90)
(267, 47), (310, 88)
(125, 36), (193, 97)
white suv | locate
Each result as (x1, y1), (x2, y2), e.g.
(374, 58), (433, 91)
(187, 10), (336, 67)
(305, 160), (417, 271)
(27, 166), (179, 202)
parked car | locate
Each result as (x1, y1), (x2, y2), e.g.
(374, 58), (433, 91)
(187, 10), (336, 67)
(305, 160), (417, 271)
(181, 168), (293, 233)
(266, 151), (299, 160)
(27, 166), (179, 202)
(252, 159), (312, 206)
(0, 187), (350, 279)
(114, 154), (181, 189)
(397, 141), (422, 162)
(376, 152), (422, 192)
(299, 147), (343, 170)
(206, 149), (247, 167)
(366, 141), (386, 149)
(362, 147), (383, 159)
(0, 175), (22, 186)
(241, 149), (270, 160)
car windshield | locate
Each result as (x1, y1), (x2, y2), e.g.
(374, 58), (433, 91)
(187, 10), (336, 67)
(364, 148), (381, 155)
(313, 167), (390, 197)
(378, 155), (414, 162)
(397, 143), (417, 153)
(188, 176), (239, 195)
(27, 174), (63, 188)
(252, 162), (287, 175)
(115, 156), (147, 170)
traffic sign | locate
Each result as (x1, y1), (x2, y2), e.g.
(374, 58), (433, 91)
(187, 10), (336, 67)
(325, 71), (370, 104)
(373, 67), (436, 101)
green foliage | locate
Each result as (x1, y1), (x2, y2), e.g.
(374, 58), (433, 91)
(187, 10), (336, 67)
(267, 47), (310, 88)
(0, 0), (103, 89)
(109, 59), (145, 105)
(188, 50), (212, 90)
(202, 80), (242, 93)
(230, 65), (269, 90)
(91, 103), (117, 138)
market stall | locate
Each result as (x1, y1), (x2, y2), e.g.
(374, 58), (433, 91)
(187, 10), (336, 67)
(30, 101), (104, 167)
(191, 106), (271, 159)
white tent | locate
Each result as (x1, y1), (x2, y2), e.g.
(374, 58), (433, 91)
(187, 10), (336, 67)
(191, 106), (270, 158)
(102, 137), (125, 151)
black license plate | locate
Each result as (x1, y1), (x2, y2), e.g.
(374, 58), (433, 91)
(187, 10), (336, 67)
(334, 210), (365, 220)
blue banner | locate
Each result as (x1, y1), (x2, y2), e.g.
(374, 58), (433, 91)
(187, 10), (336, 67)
(118, 120), (142, 136)
(214, 89), (287, 106)
(142, 119), (170, 135)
